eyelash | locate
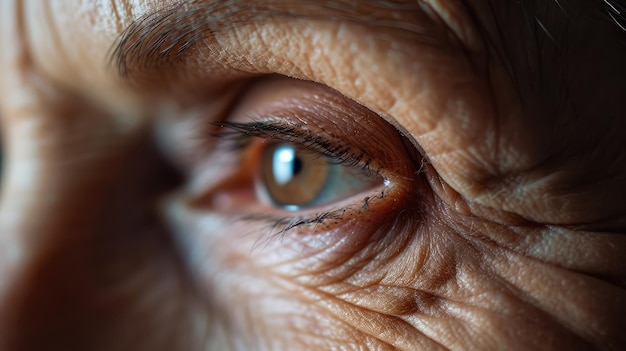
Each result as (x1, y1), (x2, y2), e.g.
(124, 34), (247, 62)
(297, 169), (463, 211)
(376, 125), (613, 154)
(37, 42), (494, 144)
(208, 118), (387, 238)
(212, 119), (374, 168)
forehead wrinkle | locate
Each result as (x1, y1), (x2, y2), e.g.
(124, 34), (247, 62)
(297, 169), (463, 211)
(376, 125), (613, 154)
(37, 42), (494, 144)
(109, 0), (434, 79)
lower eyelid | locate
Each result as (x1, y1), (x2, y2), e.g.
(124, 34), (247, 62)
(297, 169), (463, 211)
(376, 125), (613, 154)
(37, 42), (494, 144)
(233, 179), (399, 236)
(237, 186), (417, 267)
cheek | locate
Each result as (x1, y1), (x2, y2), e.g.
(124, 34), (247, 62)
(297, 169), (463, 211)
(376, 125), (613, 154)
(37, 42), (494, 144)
(164, 190), (438, 346)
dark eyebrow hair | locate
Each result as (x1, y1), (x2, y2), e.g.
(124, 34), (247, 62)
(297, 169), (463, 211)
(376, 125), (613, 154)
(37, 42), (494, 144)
(109, 0), (430, 79)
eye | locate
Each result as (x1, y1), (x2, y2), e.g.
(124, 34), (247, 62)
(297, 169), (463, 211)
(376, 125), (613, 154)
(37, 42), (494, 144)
(257, 142), (382, 211)
(182, 77), (421, 237)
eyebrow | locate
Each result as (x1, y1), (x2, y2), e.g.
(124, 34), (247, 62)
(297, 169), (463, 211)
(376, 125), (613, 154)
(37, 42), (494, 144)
(109, 0), (430, 79)
(110, 0), (626, 81)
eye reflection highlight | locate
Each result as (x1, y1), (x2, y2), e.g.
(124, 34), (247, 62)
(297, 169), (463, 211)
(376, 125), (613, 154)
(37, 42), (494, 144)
(273, 145), (304, 185)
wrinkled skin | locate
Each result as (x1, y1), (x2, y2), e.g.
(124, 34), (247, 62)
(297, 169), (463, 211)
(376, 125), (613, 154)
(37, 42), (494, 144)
(1, 0), (626, 350)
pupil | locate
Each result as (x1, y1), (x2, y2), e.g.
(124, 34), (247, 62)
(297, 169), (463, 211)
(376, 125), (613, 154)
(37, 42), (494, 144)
(292, 157), (303, 176)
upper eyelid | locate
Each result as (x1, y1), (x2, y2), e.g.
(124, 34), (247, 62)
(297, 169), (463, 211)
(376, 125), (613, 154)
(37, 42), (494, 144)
(201, 77), (423, 180)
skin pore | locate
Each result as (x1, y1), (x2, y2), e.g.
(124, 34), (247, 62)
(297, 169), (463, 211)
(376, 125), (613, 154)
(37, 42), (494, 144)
(1, 0), (626, 350)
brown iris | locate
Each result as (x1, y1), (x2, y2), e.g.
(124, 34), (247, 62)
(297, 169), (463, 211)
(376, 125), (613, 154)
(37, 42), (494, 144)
(260, 143), (329, 208)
